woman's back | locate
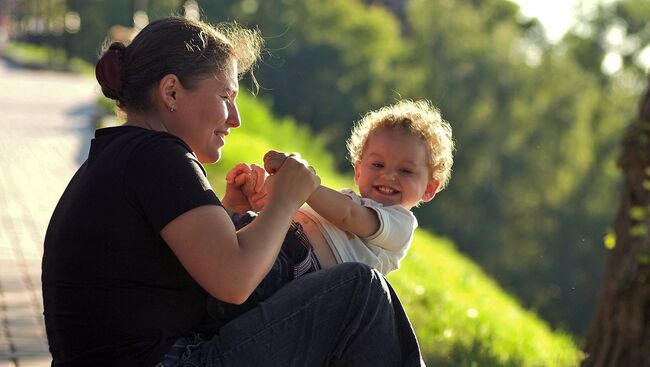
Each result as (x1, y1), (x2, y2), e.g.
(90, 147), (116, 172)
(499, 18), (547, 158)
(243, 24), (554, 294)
(42, 126), (218, 366)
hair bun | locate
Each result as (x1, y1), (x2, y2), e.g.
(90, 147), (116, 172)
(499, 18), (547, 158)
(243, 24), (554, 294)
(96, 43), (126, 100)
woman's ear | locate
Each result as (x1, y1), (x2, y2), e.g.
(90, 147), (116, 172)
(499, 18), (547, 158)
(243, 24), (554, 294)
(421, 179), (441, 203)
(157, 74), (179, 111)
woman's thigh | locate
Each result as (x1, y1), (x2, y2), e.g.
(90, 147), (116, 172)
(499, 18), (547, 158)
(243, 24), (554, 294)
(187, 262), (423, 367)
(216, 263), (375, 365)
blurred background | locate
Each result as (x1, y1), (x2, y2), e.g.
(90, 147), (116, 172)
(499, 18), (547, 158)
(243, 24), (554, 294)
(2, 0), (649, 365)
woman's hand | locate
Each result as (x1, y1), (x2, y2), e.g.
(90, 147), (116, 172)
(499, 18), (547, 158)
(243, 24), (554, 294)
(262, 150), (320, 212)
(222, 163), (266, 213)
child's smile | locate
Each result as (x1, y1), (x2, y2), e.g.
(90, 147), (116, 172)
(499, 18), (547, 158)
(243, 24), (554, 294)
(354, 128), (438, 209)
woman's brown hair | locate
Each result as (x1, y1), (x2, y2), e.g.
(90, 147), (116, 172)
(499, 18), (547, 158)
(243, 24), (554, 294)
(96, 16), (262, 112)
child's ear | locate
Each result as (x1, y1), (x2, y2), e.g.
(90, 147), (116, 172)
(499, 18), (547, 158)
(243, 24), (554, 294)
(421, 179), (441, 203)
(354, 163), (361, 185)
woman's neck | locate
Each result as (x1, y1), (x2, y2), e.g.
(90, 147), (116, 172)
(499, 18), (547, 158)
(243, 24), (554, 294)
(124, 111), (169, 133)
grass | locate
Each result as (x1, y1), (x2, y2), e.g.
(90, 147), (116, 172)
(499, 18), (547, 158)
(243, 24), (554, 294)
(202, 92), (584, 366)
(3, 41), (94, 75)
(390, 231), (582, 366)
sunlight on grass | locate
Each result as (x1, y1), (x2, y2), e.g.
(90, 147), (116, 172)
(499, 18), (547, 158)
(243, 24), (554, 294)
(389, 231), (582, 366)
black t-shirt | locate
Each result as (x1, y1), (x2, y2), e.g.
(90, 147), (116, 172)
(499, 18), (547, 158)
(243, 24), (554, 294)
(42, 126), (222, 366)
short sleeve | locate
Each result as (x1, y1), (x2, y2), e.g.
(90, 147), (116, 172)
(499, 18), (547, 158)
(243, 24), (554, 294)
(364, 205), (417, 252)
(339, 189), (417, 252)
(125, 135), (222, 232)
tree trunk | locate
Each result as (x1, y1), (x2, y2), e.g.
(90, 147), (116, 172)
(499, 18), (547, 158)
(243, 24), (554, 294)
(582, 77), (650, 366)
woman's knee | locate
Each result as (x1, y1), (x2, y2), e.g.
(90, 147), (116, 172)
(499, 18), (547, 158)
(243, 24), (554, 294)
(323, 263), (390, 298)
(324, 262), (377, 283)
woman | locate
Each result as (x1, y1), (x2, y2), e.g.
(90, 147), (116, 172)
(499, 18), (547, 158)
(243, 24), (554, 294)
(42, 16), (424, 366)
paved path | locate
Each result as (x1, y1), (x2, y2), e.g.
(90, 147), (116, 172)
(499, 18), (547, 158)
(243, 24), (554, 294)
(0, 58), (98, 367)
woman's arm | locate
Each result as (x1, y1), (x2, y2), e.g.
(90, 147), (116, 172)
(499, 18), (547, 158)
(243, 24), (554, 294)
(306, 185), (380, 238)
(161, 155), (319, 304)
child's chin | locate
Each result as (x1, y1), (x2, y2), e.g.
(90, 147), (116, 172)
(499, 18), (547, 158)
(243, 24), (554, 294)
(375, 197), (400, 207)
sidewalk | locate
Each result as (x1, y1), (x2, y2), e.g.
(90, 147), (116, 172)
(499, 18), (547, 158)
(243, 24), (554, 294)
(0, 58), (98, 367)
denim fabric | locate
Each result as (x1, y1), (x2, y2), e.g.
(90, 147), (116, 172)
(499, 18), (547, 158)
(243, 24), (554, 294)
(207, 222), (317, 325)
(161, 263), (425, 367)
(157, 334), (206, 367)
(228, 211), (257, 230)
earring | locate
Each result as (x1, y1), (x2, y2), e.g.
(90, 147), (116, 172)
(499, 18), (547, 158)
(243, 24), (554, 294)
(170, 106), (176, 112)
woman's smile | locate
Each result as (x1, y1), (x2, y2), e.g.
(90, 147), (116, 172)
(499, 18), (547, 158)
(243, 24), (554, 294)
(214, 130), (227, 146)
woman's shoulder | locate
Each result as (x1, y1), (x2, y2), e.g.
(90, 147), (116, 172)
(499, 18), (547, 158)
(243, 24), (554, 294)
(95, 126), (195, 164)
(97, 125), (188, 149)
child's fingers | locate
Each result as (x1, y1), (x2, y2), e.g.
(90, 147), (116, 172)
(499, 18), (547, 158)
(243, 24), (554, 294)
(226, 163), (252, 183)
(234, 172), (250, 187)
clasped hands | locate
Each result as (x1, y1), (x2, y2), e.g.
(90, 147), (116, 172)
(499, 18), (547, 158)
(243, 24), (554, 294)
(222, 150), (320, 214)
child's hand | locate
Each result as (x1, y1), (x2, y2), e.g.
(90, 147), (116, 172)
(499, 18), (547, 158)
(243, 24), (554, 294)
(222, 163), (267, 213)
(228, 163), (266, 196)
(249, 179), (268, 212)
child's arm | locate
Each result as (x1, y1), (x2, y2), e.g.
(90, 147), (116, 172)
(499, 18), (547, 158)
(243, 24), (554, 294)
(262, 150), (379, 237)
(306, 185), (380, 238)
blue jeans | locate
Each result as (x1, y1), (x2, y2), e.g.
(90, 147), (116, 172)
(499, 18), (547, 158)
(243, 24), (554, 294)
(208, 221), (320, 324)
(160, 263), (425, 366)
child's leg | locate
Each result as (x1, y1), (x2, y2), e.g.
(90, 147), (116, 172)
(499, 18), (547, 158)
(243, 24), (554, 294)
(208, 221), (310, 325)
(284, 221), (322, 278)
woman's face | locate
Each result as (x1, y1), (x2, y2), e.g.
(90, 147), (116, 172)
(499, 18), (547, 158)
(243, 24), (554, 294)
(172, 61), (240, 163)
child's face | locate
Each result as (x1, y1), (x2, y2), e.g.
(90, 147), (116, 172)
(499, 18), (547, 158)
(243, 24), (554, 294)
(354, 128), (440, 209)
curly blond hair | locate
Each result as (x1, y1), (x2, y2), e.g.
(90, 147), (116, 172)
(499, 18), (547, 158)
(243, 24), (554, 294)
(346, 100), (454, 192)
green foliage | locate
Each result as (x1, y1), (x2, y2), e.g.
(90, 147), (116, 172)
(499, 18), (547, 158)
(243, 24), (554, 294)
(604, 230), (616, 250)
(22, 0), (184, 63)
(5, 41), (66, 65)
(202, 92), (582, 366)
(3, 42), (93, 74)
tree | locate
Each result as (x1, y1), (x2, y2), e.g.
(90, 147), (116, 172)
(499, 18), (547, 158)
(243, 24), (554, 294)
(582, 75), (650, 367)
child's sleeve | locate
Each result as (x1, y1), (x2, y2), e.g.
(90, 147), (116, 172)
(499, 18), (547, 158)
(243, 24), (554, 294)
(340, 189), (417, 253)
(363, 204), (417, 253)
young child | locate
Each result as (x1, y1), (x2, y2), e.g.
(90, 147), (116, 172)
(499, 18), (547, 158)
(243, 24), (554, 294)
(231, 99), (454, 276)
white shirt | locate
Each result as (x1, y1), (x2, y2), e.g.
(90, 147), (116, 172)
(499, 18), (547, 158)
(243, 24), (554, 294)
(298, 189), (417, 275)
